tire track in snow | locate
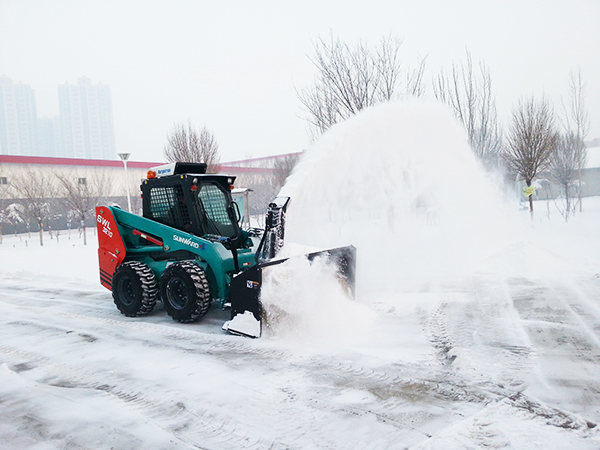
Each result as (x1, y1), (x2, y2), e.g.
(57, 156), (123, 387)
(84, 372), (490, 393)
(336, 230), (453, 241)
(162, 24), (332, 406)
(508, 277), (600, 422)
(0, 334), (296, 450)
(0, 292), (444, 448)
(0, 320), (438, 449)
(0, 283), (300, 449)
(0, 275), (532, 405)
(0, 286), (491, 449)
(415, 277), (599, 437)
(3, 273), (598, 447)
(423, 278), (536, 391)
(0, 286), (287, 361)
(1, 330), (443, 450)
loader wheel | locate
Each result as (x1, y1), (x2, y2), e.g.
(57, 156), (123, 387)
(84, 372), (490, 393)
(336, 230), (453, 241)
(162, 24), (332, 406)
(112, 261), (158, 317)
(160, 261), (211, 323)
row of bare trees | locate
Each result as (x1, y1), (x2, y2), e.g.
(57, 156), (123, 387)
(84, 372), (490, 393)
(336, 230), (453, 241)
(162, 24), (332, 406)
(159, 36), (590, 223)
(297, 34), (591, 221)
(0, 169), (117, 246)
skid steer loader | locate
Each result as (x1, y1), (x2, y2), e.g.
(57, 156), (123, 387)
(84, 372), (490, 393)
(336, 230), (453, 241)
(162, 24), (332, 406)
(96, 162), (355, 337)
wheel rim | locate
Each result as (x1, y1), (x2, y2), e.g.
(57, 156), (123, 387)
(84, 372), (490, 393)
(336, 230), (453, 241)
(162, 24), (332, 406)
(166, 277), (189, 310)
(117, 277), (136, 306)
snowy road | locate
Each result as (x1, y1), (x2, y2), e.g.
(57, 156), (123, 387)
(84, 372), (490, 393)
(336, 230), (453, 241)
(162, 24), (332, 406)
(1, 233), (599, 449)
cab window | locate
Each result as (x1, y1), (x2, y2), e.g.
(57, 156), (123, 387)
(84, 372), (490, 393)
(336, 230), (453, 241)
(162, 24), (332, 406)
(197, 184), (236, 238)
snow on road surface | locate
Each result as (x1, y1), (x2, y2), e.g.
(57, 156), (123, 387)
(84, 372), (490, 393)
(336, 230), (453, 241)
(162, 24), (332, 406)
(1, 100), (600, 449)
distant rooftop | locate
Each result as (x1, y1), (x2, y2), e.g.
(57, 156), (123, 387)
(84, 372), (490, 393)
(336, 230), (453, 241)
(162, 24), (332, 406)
(0, 152), (303, 173)
(0, 154), (162, 168)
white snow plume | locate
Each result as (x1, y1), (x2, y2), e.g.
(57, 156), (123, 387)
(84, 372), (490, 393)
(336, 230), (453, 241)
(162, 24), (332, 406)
(260, 255), (375, 342)
(279, 99), (517, 293)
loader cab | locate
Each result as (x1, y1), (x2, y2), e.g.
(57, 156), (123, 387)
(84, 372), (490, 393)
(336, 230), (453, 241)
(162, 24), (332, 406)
(141, 162), (242, 242)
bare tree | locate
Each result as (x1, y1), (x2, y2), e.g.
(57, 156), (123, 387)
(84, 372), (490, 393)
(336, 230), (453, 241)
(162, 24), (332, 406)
(3, 203), (25, 237)
(231, 155), (301, 222)
(298, 34), (426, 139)
(273, 154), (301, 188)
(0, 207), (4, 243)
(234, 172), (278, 219)
(433, 51), (503, 169)
(504, 97), (559, 217)
(562, 69), (590, 142)
(9, 168), (58, 246)
(558, 69), (590, 214)
(548, 132), (587, 221)
(56, 170), (114, 245)
(164, 122), (221, 173)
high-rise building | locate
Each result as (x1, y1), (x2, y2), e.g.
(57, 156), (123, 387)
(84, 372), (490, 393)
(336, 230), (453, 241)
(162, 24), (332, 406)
(58, 77), (116, 159)
(0, 76), (116, 159)
(37, 116), (61, 157)
(0, 76), (38, 156)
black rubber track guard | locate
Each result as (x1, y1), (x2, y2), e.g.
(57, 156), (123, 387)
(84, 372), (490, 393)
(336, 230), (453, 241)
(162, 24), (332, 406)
(227, 245), (356, 337)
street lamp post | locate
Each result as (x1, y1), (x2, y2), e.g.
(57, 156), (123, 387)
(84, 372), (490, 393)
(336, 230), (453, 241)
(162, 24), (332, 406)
(118, 153), (132, 213)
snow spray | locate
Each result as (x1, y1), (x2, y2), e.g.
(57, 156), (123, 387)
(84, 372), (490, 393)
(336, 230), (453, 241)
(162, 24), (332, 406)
(260, 99), (516, 339)
(260, 255), (375, 340)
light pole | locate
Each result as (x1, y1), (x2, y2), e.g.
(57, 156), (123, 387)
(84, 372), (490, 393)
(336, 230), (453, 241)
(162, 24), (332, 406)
(118, 153), (132, 213)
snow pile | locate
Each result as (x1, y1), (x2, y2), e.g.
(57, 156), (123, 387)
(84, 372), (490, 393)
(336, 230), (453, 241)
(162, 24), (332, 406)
(260, 255), (375, 342)
(222, 311), (261, 338)
(279, 98), (517, 293)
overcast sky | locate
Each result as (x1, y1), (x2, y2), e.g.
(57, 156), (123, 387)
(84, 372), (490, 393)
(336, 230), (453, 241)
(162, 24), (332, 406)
(1, 0), (599, 163)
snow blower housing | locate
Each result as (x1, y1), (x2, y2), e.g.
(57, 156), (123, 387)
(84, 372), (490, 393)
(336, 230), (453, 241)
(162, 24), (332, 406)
(96, 162), (356, 337)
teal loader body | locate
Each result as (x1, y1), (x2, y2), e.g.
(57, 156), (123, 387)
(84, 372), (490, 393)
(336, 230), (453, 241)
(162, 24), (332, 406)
(104, 206), (261, 304)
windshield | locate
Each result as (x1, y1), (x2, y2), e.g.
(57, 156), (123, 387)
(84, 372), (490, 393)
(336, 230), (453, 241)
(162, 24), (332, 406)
(197, 183), (237, 238)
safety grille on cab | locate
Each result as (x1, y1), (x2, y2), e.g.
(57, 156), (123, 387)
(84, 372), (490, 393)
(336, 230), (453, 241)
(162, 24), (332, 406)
(149, 185), (191, 231)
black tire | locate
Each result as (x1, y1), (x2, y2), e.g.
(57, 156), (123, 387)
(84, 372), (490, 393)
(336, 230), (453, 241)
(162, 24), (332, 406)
(112, 261), (158, 317)
(160, 261), (211, 323)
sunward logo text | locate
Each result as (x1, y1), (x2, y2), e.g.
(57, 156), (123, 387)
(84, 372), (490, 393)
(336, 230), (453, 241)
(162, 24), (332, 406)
(173, 234), (200, 249)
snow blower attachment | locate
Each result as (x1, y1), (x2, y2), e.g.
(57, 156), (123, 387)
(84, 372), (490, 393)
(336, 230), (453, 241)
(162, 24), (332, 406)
(225, 245), (356, 337)
(96, 162), (356, 338)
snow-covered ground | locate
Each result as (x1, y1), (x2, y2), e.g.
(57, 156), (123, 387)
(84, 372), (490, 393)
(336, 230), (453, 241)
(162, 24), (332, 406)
(1, 100), (600, 449)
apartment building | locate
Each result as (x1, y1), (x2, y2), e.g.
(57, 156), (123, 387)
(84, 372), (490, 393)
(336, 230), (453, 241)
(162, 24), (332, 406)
(0, 76), (116, 160)
(0, 76), (38, 156)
